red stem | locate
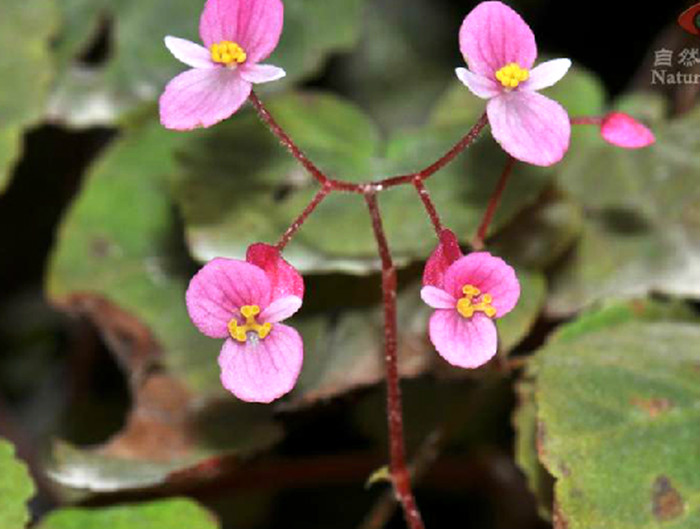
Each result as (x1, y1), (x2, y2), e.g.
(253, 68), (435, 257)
(249, 91), (330, 185)
(472, 156), (515, 250)
(413, 178), (442, 236)
(276, 183), (331, 250)
(249, 92), (490, 529)
(571, 116), (603, 125)
(249, 92), (487, 193)
(365, 192), (425, 529)
(376, 113), (488, 189)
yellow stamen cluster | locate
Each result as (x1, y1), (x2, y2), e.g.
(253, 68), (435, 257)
(495, 62), (529, 89)
(456, 285), (497, 319)
(210, 40), (247, 66)
(228, 305), (272, 343)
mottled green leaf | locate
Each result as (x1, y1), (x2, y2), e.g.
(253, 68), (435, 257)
(530, 307), (700, 528)
(549, 105), (700, 315)
(0, 438), (35, 529)
(513, 299), (697, 520)
(512, 378), (553, 520)
(0, 0), (57, 192)
(49, 0), (366, 126)
(37, 498), (219, 529)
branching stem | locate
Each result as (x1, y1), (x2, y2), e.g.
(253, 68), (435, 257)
(249, 91), (601, 528)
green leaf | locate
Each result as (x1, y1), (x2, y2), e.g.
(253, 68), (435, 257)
(330, 0), (458, 132)
(512, 378), (553, 520)
(530, 307), (700, 529)
(175, 91), (554, 274)
(0, 0), (58, 193)
(287, 282), (432, 407)
(0, 438), (35, 529)
(48, 0), (367, 126)
(496, 269), (546, 354)
(513, 299), (697, 520)
(46, 120), (282, 491)
(491, 187), (583, 270)
(47, 119), (216, 392)
(548, 105), (700, 315)
(37, 498), (219, 529)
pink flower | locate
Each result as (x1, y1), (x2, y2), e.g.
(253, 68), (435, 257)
(160, 0), (285, 131)
(600, 112), (655, 149)
(456, 1), (572, 167)
(186, 243), (304, 403)
(420, 230), (520, 368)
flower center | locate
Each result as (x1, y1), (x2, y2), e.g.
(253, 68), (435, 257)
(210, 40), (247, 66)
(228, 305), (272, 343)
(495, 62), (529, 89)
(456, 284), (496, 319)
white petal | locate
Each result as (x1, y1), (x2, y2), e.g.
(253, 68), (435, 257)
(260, 295), (302, 323)
(455, 67), (501, 99)
(523, 58), (571, 92)
(420, 286), (456, 309)
(240, 64), (286, 84)
(164, 36), (215, 69)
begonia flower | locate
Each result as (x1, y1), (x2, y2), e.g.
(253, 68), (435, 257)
(600, 112), (655, 149)
(456, 1), (572, 166)
(186, 243), (304, 403)
(160, 0), (285, 130)
(420, 230), (520, 368)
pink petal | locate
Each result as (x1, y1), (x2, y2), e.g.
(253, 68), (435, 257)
(600, 112), (656, 149)
(186, 258), (271, 338)
(164, 36), (215, 69)
(421, 286), (456, 309)
(455, 67), (501, 99)
(199, 0), (241, 47)
(422, 229), (463, 289)
(260, 295), (302, 323)
(459, 1), (537, 79)
(199, 0), (284, 63)
(487, 91), (570, 167)
(159, 68), (251, 130)
(429, 310), (498, 369)
(443, 252), (520, 318)
(218, 324), (303, 403)
(523, 58), (571, 91)
(246, 243), (304, 301)
(240, 63), (286, 84)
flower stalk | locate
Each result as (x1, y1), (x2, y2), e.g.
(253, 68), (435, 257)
(365, 192), (425, 529)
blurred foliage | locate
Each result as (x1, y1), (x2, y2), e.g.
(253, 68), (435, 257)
(0, 438), (34, 529)
(0, 0), (58, 193)
(37, 498), (221, 529)
(549, 98), (700, 315)
(0, 0), (698, 527)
